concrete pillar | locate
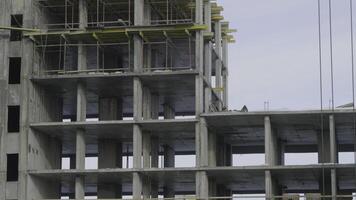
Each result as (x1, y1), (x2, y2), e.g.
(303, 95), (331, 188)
(75, 129), (85, 199)
(329, 115), (337, 200)
(318, 117), (332, 197)
(265, 116), (281, 199)
(75, 1), (87, 195)
(133, 0), (144, 198)
(331, 169), (337, 200)
(222, 38), (229, 109)
(75, 82), (86, 199)
(204, 1), (212, 113)
(196, 0), (209, 199)
(214, 21), (222, 111)
(265, 116), (278, 166)
(329, 115), (337, 163)
(133, 124), (143, 199)
(265, 170), (280, 200)
(79, 0), (88, 29)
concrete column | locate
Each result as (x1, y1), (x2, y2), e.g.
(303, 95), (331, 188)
(75, 2), (87, 197)
(75, 129), (85, 199)
(78, 0), (87, 72)
(265, 116), (281, 199)
(204, 1), (212, 113)
(222, 37), (229, 109)
(75, 81), (86, 199)
(79, 0), (88, 29)
(214, 21), (223, 111)
(196, 0), (209, 199)
(331, 169), (337, 200)
(265, 116), (277, 166)
(329, 115), (337, 163)
(133, 0), (144, 198)
(265, 170), (280, 200)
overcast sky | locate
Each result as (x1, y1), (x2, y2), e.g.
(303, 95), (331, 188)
(220, 0), (356, 111)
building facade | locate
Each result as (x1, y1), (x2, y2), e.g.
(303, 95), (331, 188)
(0, 0), (355, 199)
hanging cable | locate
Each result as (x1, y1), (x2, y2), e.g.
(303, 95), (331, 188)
(317, 0), (326, 196)
(350, 0), (356, 189)
(329, 0), (335, 110)
(318, 0), (324, 111)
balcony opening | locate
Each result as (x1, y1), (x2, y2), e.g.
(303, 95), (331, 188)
(338, 152), (355, 164)
(7, 105), (20, 133)
(85, 156), (98, 169)
(10, 15), (23, 41)
(284, 153), (318, 165)
(8, 57), (21, 84)
(7, 154), (19, 182)
(61, 157), (70, 169)
(175, 155), (196, 167)
(233, 194), (265, 200)
(233, 153), (265, 166)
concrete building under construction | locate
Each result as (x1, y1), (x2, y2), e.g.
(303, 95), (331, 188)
(0, 0), (355, 199)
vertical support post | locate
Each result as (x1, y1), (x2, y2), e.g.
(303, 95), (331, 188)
(195, 0), (209, 199)
(214, 20), (222, 111)
(222, 37), (229, 109)
(329, 115), (337, 200)
(329, 115), (337, 163)
(133, 1), (144, 199)
(75, 81), (86, 199)
(204, 1), (212, 113)
(76, 2), (88, 198)
(265, 116), (280, 199)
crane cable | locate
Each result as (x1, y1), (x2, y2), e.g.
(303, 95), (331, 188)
(329, 0), (335, 111)
(350, 0), (356, 188)
(317, 0), (326, 195)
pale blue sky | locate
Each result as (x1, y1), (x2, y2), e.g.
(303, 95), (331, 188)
(220, 0), (356, 111)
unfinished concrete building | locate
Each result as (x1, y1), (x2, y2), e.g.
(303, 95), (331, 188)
(0, 0), (356, 199)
